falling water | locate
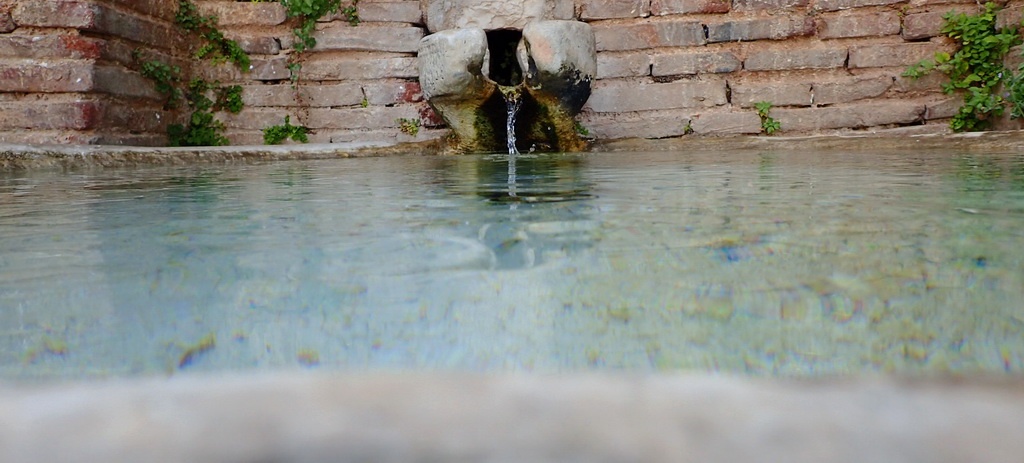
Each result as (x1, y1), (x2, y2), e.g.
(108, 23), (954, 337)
(499, 85), (522, 155)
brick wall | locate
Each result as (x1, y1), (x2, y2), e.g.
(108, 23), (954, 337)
(0, 0), (1022, 146)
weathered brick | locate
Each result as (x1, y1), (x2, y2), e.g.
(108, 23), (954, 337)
(690, 110), (762, 134)
(106, 0), (180, 21)
(651, 50), (740, 75)
(812, 0), (906, 12)
(0, 10), (14, 33)
(250, 57), (291, 81)
(730, 80), (812, 106)
(848, 41), (954, 68)
(651, 0), (731, 15)
(195, 1), (287, 27)
(305, 105), (422, 129)
(220, 108), (293, 130)
(996, 5), (1024, 30)
(597, 51), (652, 78)
(355, 2), (423, 24)
(902, 6), (977, 40)
(363, 80), (424, 105)
(593, 20), (705, 51)
(744, 47), (847, 71)
(774, 100), (924, 130)
(733, 0), (809, 11)
(578, 108), (695, 139)
(706, 16), (815, 42)
(313, 24), (424, 53)
(300, 55), (418, 80)
(585, 77), (727, 112)
(893, 69), (949, 93)
(12, 0), (96, 28)
(0, 59), (95, 92)
(579, 0), (650, 19)
(925, 96), (960, 119)
(813, 74), (892, 104)
(93, 65), (162, 99)
(242, 83), (365, 107)
(817, 10), (900, 38)
(100, 101), (169, 133)
(0, 34), (104, 59)
(0, 100), (101, 130)
(229, 34), (282, 55)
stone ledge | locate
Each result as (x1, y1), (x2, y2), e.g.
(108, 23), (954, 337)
(0, 373), (1022, 463)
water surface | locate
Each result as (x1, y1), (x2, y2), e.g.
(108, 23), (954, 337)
(1, 150), (1022, 380)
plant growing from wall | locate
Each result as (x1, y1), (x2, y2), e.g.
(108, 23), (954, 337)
(903, 2), (1022, 131)
(176, 0), (251, 70)
(755, 101), (781, 135)
(263, 116), (311, 144)
(167, 78), (245, 147)
(282, 0), (359, 53)
(396, 118), (420, 136)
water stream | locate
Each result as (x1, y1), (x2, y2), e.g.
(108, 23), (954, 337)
(499, 85), (522, 156)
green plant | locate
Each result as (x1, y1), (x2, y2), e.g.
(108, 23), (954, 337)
(683, 120), (694, 135)
(396, 117), (420, 136)
(136, 56), (183, 109)
(282, 0), (358, 53)
(755, 101), (781, 135)
(166, 78), (245, 147)
(573, 120), (590, 137)
(903, 2), (1022, 131)
(263, 116), (310, 144)
(176, 0), (251, 69)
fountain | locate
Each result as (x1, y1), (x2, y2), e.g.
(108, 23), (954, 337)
(417, 3), (596, 154)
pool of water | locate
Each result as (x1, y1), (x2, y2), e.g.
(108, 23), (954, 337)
(1, 150), (1023, 380)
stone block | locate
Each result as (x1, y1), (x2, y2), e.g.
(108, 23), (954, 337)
(0, 59), (95, 92)
(0, 10), (15, 33)
(300, 54), (418, 80)
(848, 41), (955, 68)
(106, 0), (179, 21)
(774, 100), (924, 130)
(706, 16), (815, 42)
(195, 1), (287, 27)
(0, 100), (100, 130)
(585, 77), (727, 112)
(313, 24), (424, 52)
(744, 46), (847, 71)
(12, 0), (96, 28)
(424, 0), (574, 33)
(652, 50), (740, 75)
(579, 0), (650, 19)
(651, 0), (731, 15)
(597, 51), (652, 78)
(220, 108), (293, 130)
(902, 6), (977, 40)
(577, 108), (694, 139)
(241, 83), (364, 107)
(996, 5), (1024, 30)
(0, 34), (104, 59)
(730, 80), (812, 107)
(593, 19), (705, 51)
(364, 81), (424, 105)
(689, 110), (762, 134)
(93, 65), (162, 100)
(817, 10), (900, 38)
(100, 101), (169, 133)
(893, 69), (949, 93)
(229, 35), (282, 56)
(811, 0), (906, 12)
(733, 0), (809, 10)
(813, 74), (892, 105)
(925, 96), (960, 119)
(305, 105), (422, 129)
(356, 2), (423, 24)
(249, 57), (292, 81)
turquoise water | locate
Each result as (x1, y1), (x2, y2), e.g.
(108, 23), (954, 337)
(1, 151), (1023, 380)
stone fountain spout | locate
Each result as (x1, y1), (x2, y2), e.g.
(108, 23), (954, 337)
(418, 20), (596, 154)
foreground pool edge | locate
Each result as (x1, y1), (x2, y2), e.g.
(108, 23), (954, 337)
(6, 130), (1024, 170)
(1, 373), (1022, 462)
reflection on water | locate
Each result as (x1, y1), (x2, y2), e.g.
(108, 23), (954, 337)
(0, 151), (1023, 380)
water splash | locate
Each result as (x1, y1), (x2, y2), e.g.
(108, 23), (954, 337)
(499, 85), (522, 155)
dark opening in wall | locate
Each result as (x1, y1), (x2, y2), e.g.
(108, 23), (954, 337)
(486, 29), (523, 86)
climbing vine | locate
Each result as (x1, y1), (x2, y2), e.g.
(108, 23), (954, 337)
(281, 0), (359, 53)
(903, 2), (1023, 131)
(263, 116), (310, 144)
